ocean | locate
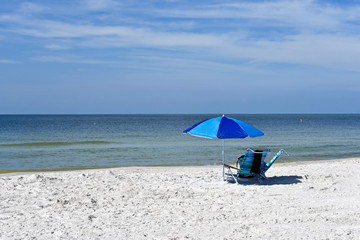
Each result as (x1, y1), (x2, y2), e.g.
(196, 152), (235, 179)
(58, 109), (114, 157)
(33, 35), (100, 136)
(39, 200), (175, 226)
(0, 114), (359, 171)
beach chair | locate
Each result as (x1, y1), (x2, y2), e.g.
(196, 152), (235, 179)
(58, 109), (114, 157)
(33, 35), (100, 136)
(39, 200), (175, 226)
(238, 149), (270, 178)
(224, 149), (287, 183)
(224, 149), (268, 183)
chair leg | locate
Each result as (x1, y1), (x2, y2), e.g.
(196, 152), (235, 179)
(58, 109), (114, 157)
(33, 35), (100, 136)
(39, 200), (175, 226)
(260, 173), (268, 180)
(226, 168), (238, 184)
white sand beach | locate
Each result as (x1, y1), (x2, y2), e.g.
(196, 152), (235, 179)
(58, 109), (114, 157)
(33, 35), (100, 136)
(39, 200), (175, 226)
(1, 159), (360, 240)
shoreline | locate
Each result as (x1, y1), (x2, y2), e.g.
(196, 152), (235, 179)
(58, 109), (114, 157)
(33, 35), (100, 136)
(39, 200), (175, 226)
(1, 157), (357, 176)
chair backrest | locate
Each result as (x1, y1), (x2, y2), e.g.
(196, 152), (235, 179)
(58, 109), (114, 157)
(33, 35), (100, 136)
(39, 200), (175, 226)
(264, 149), (287, 171)
(239, 149), (269, 174)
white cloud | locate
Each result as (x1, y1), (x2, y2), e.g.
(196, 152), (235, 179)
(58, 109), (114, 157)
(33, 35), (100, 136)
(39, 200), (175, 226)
(18, 2), (46, 13)
(44, 44), (69, 50)
(219, 33), (360, 71)
(0, 59), (20, 64)
(153, 0), (360, 31)
(10, 15), (360, 71)
(83, 0), (120, 11)
(2, 0), (360, 72)
(31, 55), (114, 64)
(10, 18), (226, 49)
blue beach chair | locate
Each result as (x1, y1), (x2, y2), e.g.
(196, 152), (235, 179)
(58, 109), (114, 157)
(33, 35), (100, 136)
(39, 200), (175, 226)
(238, 149), (270, 178)
(224, 148), (288, 183)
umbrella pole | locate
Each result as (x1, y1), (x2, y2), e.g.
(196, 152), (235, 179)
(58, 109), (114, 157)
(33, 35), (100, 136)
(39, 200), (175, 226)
(222, 139), (225, 180)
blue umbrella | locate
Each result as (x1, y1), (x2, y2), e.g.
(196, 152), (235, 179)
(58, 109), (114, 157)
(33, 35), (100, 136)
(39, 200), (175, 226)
(183, 115), (264, 179)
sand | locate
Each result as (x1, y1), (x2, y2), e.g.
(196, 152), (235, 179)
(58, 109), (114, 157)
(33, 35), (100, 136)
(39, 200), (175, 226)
(1, 159), (360, 240)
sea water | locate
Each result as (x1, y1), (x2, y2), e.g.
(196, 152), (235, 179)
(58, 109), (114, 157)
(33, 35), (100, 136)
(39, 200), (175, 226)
(0, 114), (359, 171)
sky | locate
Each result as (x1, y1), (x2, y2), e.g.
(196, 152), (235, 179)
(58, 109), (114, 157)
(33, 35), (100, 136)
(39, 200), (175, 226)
(1, 0), (360, 114)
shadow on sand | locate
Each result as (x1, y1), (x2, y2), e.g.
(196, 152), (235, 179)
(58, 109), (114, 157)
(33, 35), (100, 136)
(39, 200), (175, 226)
(227, 175), (303, 185)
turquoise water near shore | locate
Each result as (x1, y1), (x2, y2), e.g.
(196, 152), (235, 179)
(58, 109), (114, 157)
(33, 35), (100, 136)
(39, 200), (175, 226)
(1, 114), (359, 171)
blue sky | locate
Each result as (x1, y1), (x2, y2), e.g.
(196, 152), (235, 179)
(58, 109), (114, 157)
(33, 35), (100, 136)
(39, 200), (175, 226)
(1, 0), (360, 114)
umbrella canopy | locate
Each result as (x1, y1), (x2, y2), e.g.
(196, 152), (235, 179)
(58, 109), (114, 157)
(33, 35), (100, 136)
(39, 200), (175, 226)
(183, 115), (264, 179)
(183, 115), (264, 139)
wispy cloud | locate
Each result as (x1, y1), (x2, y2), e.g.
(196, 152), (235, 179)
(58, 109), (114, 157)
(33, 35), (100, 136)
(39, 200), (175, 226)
(44, 44), (70, 50)
(1, 0), (360, 72)
(18, 2), (46, 13)
(31, 55), (116, 65)
(0, 59), (20, 64)
(6, 17), (226, 48)
(82, 0), (120, 11)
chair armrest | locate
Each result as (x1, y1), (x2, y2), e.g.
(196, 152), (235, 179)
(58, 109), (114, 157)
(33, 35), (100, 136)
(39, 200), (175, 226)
(224, 163), (240, 171)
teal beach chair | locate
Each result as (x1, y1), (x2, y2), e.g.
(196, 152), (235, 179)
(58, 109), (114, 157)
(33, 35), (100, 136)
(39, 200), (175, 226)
(237, 149), (270, 178)
(224, 148), (288, 183)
